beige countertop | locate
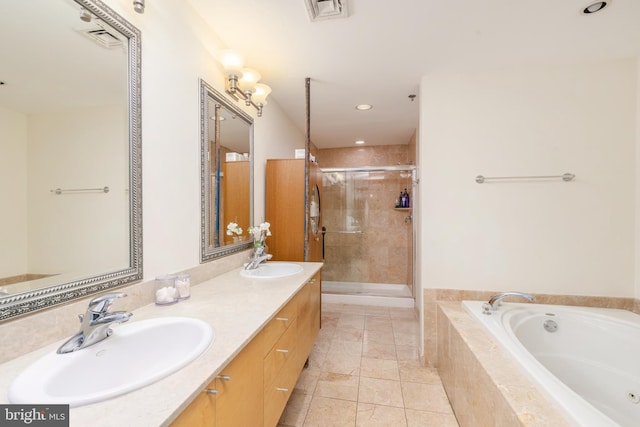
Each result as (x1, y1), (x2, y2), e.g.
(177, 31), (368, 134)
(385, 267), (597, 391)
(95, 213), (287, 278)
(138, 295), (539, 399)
(0, 262), (323, 427)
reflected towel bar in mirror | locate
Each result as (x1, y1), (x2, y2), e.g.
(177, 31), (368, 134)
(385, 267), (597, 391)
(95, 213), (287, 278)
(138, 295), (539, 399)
(50, 186), (110, 195)
(475, 173), (575, 184)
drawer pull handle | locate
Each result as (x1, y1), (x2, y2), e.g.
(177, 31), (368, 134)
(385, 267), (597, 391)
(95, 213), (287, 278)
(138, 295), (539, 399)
(206, 389), (218, 395)
(217, 375), (232, 381)
(276, 387), (289, 392)
(276, 317), (289, 321)
(276, 349), (289, 353)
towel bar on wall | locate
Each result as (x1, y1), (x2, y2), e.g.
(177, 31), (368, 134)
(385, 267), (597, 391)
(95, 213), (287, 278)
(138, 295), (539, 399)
(475, 173), (575, 184)
(50, 186), (110, 195)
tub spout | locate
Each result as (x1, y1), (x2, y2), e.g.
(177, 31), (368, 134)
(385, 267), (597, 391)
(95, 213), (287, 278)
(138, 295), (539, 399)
(482, 292), (536, 315)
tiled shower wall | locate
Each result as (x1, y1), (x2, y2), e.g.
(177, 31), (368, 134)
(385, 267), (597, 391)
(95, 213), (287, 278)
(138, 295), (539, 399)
(318, 144), (414, 287)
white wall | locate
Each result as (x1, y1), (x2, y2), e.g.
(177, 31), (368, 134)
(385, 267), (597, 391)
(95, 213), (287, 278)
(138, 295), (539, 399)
(0, 108), (28, 277)
(419, 59), (637, 297)
(103, 0), (304, 280)
(27, 106), (128, 274)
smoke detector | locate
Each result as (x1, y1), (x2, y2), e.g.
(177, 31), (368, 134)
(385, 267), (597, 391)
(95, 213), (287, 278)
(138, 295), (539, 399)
(304, 0), (348, 22)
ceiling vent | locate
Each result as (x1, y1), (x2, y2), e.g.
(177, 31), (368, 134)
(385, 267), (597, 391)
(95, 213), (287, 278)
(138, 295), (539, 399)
(304, 0), (348, 22)
(78, 20), (124, 49)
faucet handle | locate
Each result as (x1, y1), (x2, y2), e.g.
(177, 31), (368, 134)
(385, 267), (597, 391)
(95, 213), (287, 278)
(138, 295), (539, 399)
(88, 292), (127, 313)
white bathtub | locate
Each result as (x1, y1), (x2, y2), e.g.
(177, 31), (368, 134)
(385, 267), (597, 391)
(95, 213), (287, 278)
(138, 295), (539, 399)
(462, 300), (640, 427)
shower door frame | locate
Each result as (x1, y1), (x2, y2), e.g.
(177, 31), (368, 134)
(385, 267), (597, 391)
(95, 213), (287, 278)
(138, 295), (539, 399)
(321, 165), (417, 298)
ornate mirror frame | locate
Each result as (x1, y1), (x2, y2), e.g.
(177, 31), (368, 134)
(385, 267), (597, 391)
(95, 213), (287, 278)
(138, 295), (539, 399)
(200, 79), (254, 262)
(0, 0), (142, 321)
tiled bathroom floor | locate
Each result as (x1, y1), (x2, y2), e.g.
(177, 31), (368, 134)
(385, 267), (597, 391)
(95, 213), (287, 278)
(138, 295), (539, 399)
(278, 303), (460, 427)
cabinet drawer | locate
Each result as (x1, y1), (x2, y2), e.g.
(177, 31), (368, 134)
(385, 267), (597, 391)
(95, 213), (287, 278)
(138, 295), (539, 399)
(262, 296), (297, 356)
(264, 350), (301, 427)
(264, 318), (298, 387)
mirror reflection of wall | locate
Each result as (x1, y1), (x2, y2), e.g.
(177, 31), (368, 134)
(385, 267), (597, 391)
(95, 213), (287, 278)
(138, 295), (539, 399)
(200, 80), (253, 262)
(0, 0), (142, 320)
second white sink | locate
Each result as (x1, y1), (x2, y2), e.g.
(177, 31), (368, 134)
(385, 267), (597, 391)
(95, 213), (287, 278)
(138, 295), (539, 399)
(8, 317), (214, 407)
(240, 262), (303, 279)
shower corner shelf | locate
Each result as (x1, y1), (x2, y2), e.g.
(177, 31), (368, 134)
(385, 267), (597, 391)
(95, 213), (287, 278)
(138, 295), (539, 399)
(394, 207), (411, 211)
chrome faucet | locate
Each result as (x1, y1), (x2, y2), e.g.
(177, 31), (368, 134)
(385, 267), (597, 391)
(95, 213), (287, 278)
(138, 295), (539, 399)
(244, 245), (272, 270)
(482, 291), (536, 315)
(57, 292), (132, 354)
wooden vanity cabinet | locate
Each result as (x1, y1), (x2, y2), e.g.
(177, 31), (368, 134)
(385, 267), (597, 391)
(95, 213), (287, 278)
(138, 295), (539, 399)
(215, 334), (264, 427)
(171, 272), (321, 427)
(170, 383), (216, 427)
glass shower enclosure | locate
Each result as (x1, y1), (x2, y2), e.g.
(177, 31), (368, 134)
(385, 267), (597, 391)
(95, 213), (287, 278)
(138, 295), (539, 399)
(321, 166), (415, 301)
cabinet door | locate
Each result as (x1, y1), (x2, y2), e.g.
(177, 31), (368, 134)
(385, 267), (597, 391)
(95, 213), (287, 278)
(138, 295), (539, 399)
(216, 335), (264, 427)
(266, 159), (305, 261)
(170, 385), (216, 427)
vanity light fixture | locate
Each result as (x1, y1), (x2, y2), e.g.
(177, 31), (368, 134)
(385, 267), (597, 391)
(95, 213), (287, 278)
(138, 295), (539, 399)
(133, 0), (145, 14)
(355, 104), (372, 111)
(582, 1), (608, 14)
(220, 49), (271, 117)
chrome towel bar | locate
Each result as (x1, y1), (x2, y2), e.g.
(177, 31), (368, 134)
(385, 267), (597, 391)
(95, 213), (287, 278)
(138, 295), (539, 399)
(475, 173), (575, 184)
(50, 186), (110, 195)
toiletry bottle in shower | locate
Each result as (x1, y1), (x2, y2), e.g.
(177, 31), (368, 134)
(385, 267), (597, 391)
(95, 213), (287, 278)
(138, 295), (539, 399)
(404, 188), (410, 208)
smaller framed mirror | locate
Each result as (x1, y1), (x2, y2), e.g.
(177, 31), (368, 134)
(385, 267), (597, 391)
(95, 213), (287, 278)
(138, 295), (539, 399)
(200, 79), (253, 262)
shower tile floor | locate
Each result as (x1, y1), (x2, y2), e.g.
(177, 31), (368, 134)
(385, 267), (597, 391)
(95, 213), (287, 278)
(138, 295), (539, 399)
(278, 303), (459, 427)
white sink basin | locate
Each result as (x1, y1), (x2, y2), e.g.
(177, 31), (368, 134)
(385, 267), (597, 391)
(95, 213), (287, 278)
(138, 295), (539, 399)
(240, 262), (303, 279)
(9, 317), (213, 407)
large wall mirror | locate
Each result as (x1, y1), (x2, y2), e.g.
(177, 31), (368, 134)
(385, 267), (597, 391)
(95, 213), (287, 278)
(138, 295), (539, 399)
(0, 0), (142, 321)
(200, 80), (253, 262)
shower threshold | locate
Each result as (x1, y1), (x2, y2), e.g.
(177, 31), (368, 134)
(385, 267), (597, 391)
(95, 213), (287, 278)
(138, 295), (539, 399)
(322, 281), (414, 308)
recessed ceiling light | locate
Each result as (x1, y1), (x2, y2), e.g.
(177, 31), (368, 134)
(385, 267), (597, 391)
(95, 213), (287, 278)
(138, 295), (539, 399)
(583, 1), (608, 14)
(355, 140), (365, 145)
(355, 104), (372, 111)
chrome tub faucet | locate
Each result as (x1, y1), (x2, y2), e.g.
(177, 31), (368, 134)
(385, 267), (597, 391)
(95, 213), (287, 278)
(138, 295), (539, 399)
(482, 291), (536, 315)
(57, 292), (132, 354)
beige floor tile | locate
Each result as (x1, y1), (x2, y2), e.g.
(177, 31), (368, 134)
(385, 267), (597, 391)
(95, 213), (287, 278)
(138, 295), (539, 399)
(337, 313), (366, 329)
(356, 403), (407, 427)
(303, 396), (357, 427)
(315, 372), (360, 401)
(279, 391), (314, 427)
(360, 357), (400, 381)
(295, 367), (321, 394)
(405, 409), (459, 427)
(395, 344), (419, 363)
(334, 304), (367, 315)
(362, 340), (397, 360)
(282, 304), (457, 427)
(364, 316), (393, 332)
(389, 307), (417, 319)
(401, 382), (454, 413)
(394, 331), (418, 346)
(328, 338), (363, 357)
(322, 353), (362, 376)
(398, 362), (442, 384)
(333, 327), (365, 343)
(363, 329), (395, 346)
(358, 377), (404, 408)
(364, 306), (391, 316)
(392, 319), (419, 334)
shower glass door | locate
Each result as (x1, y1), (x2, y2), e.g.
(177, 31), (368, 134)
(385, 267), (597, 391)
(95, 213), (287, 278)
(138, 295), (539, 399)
(322, 167), (414, 298)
